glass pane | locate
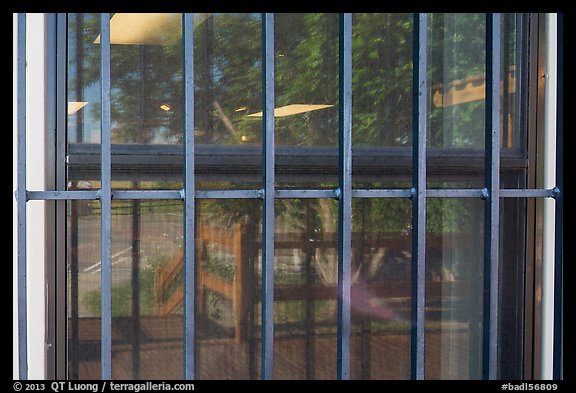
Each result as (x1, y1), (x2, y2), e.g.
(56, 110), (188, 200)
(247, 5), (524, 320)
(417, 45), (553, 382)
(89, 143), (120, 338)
(424, 198), (484, 379)
(67, 13), (101, 145)
(275, 14), (339, 188)
(274, 199), (338, 379)
(68, 200), (101, 379)
(67, 13), (185, 189)
(352, 13), (413, 189)
(196, 199), (262, 379)
(499, 197), (529, 378)
(501, 13), (523, 151)
(500, 12), (529, 190)
(194, 13), (262, 189)
(427, 13), (485, 189)
(109, 13), (183, 145)
(109, 198), (184, 379)
(428, 13), (486, 149)
(350, 198), (412, 379)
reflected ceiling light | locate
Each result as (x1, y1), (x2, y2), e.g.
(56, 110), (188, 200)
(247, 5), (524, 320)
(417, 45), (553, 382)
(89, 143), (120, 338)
(68, 101), (88, 115)
(235, 106), (248, 112)
(94, 13), (212, 45)
(160, 104), (171, 111)
(247, 104), (334, 118)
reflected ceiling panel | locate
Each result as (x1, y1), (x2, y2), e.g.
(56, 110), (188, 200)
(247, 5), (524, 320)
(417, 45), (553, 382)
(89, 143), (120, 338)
(94, 13), (212, 45)
(248, 104), (334, 118)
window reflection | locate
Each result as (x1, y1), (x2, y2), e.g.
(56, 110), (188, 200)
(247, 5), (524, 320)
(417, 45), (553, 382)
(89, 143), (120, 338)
(65, 13), (528, 380)
(194, 13), (262, 147)
(425, 198), (484, 379)
(351, 198), (412, 379)
(196, 199), (261, 379)
(352, 13), (413, 148)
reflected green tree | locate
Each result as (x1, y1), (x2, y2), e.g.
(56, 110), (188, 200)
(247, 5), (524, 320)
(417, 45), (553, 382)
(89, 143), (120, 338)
(68, 12), (514, 271)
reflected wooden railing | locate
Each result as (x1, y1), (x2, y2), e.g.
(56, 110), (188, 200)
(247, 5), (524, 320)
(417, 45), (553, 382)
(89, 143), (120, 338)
(154, 224), (474, 344)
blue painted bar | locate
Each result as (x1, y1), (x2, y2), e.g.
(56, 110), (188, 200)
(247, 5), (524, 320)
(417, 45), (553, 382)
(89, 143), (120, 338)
(27, 190), (99, 200)
(275, 189), (338, 199)
(114, 190), (182, 200)
(483, 13), (501, 380)
(24, 187), (558, 201)
(99, 13), (113, 380)
(336, 12), (352, 380)
(17, 12), (28, 381)
(261, 13), (275, 380)
(352, 189), (413, 198)
(410, 12), (427, 380)
(196, 189), (261, 199)
(183, 13), (196, 380)
(499, 189), (556, 198)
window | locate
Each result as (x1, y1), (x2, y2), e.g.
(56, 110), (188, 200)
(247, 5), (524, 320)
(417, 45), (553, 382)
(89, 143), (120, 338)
(15, 12), (563, 380)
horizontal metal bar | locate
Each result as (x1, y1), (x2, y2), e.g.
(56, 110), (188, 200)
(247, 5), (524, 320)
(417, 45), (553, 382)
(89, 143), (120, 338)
(499, 188), (557, 198)
(27, 190), (99, 200)
(275, 189), (338, 199)
(196, 189), (262, 199)
(352, 189), (413, 198)
(24, 187), (560, 201)
(426, 189), (485, 198)
(113, 190), (183, 200)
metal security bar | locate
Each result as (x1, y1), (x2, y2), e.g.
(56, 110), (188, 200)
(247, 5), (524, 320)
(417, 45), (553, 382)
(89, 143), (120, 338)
(336, 12), (352, 380)
(261, 12), (275, 380)
(99, 13), (112, 380)
(182, 13), (195, 380)
(16, 11), (28, 382)
(411, 12), (427, 380)
(483, 12), (502, 380)
(14, 12), (563, 381)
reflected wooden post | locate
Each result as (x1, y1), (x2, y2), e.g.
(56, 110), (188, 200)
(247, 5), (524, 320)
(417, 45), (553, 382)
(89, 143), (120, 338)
(304, 200), (316, 380)
(245, 213), (258, 380)
(197, 223), (206, 318)
(359, 198), (371, 379)
(234, 223), (249, 343)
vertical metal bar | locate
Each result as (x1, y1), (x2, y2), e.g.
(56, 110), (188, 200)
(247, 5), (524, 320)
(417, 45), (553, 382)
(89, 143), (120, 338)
(182, 13), (196, 380)
(99, 12), (112, 380)
(261, 12), (275, 380)
(68, 14), (81, 380)
(411, 12), (427, 381)
(17, 11), (28, 381)
(483, 12), (501, 380)
(336, 12), (352, 380)
(553, 12), (563, 381)
(55, 13), (68, 379)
